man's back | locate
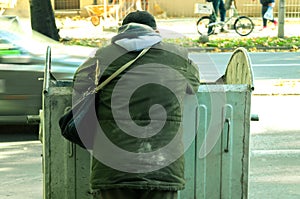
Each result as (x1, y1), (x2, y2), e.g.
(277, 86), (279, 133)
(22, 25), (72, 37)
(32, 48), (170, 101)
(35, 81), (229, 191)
(73, 11), (200, 199)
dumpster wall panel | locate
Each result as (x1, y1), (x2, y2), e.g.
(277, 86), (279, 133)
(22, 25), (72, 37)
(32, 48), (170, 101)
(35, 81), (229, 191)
(43, 87), (73, 198)
(42, 83), (92, 199)
(196, 100), (222, 199)
(75, 147), (92, 198)
(195, 85), (251, 199)
(178, 94), (198, 199)
(178, 136), (196, 199)
(220, 90), (251, 199)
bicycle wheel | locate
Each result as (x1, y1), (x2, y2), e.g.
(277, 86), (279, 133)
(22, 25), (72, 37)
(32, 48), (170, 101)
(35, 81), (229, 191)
(196, 16), (215, 36)
(234, 16), (254, 36)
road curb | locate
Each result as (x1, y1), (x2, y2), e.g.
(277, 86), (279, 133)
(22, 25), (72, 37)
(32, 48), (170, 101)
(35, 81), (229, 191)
(187, 46), (300, 53)
(253, 79), (300, 96)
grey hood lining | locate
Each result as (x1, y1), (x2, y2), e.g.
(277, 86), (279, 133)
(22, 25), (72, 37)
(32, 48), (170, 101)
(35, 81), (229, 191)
(112, 23), (162, 51)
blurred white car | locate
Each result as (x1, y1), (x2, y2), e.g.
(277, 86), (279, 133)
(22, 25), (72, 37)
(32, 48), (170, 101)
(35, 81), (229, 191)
(0, 17), (96, 124)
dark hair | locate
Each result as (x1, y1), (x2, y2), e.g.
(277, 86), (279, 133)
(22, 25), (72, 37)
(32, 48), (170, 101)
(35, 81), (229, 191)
(122, 10), (157, 29)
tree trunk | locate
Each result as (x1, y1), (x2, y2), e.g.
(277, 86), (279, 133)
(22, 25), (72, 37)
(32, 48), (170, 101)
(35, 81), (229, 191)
(30, 0), (60, 41)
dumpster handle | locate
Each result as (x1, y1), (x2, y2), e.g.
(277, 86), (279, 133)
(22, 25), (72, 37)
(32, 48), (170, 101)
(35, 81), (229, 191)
(67, 142), (74, 157)
(43, 46), (51, 94)
(224, 118), (231, 153)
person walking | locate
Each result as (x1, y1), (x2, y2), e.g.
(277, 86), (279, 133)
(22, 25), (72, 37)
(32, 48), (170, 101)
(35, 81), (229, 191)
(72, 10), (200, 199)
(208, 0), (228, 33)
(259, 0), (277, 30)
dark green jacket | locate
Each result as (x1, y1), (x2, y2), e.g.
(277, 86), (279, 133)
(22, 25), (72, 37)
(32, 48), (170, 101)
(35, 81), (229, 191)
(73, 23), (200, 192)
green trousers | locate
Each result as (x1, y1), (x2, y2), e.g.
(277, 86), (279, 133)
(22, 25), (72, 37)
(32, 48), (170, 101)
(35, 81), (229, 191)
(93, 188), (178, 199)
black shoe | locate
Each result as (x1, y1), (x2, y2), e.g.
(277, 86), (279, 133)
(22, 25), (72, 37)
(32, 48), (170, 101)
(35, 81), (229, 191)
(220, 28), (229, 33)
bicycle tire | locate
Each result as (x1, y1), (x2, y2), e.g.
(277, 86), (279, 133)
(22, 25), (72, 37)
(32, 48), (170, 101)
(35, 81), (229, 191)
(234, 16), (254, 36)
(196, 16), (215, 36)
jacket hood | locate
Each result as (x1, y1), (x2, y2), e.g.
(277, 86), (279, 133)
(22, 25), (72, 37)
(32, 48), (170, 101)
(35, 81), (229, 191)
(111, 23), (162, 51)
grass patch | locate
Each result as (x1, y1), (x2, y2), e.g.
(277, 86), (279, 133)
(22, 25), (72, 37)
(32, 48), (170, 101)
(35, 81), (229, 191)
(61, 36), (300, 52)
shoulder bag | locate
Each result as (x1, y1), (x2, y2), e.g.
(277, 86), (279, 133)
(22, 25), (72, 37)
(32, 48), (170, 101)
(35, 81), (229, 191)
(59, 47), (151, 149)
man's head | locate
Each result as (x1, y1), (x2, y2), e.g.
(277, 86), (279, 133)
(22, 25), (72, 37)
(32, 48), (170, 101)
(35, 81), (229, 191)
(122, 10), (157, 30)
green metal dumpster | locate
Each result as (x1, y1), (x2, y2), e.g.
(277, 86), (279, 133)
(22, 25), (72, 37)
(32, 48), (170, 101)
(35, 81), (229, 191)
(40, 47), (92, 199)
(179, 47), (254, 199)
(40, 47), (253, 199)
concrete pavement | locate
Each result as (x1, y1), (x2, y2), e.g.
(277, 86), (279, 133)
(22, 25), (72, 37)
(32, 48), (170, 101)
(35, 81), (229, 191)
(55, 17), (300, 39)
(0, 140), (42, 199)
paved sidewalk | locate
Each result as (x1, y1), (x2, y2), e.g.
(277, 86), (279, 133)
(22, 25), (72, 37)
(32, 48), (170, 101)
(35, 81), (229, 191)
(56, 17), (300, 39)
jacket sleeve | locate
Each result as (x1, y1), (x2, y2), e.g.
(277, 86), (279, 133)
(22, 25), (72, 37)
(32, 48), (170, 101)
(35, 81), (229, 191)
(185, 58), (201, 94)
(72, 57), (98, 102)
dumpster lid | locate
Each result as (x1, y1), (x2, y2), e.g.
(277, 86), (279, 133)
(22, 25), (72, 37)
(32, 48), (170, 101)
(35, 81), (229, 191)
(216, 47), (254, 91)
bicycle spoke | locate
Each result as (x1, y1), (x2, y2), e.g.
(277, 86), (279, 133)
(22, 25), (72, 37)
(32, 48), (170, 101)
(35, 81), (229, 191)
(234, 16), (254, 36)
(197, 16), (214, 36)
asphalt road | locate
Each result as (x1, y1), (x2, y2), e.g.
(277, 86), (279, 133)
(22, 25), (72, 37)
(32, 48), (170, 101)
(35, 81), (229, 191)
(249, 96), (300, 199)
(189, 52), (300, 81)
